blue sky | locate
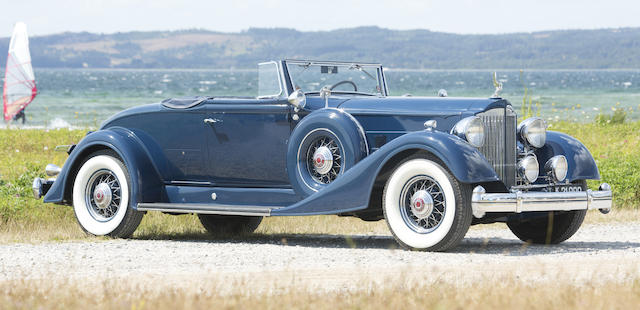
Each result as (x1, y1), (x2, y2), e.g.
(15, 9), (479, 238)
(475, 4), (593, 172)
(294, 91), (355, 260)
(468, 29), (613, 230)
(2, 0), (639, 36)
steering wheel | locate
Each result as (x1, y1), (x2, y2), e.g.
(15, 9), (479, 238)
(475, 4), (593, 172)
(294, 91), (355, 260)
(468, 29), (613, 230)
(329, 80), (358, 92)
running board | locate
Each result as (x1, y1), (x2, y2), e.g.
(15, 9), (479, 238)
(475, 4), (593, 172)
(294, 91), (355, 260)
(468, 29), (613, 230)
(136, 203), (280, 216)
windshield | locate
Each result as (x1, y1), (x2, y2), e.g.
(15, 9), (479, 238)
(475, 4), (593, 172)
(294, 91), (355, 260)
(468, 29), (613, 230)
(286, 61), (385, 96)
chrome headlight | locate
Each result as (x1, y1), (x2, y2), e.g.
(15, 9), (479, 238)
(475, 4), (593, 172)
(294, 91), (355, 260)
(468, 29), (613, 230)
(544, 155), (568, 182)
(518, 117), (546, 148)
(518, 155), (539, 183)
(451, 116), (485, 147)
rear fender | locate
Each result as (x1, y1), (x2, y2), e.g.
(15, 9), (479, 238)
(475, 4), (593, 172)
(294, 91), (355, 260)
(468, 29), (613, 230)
(272, 130), (498, 216)
(43, 127), (167, 206)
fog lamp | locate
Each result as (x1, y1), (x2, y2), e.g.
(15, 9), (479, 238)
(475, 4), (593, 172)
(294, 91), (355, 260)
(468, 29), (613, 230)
(518, 155), (539, 183)
(544, 155), (568, 182)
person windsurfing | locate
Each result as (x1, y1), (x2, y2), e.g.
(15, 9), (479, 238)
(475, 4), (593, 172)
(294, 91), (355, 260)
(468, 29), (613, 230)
(12, 108), (26, 124)
(3, 22), (37, 124)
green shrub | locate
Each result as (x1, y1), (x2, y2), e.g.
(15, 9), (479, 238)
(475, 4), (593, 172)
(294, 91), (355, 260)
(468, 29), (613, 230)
(550, 121), (640, 208)
(595, 108), (627, 125)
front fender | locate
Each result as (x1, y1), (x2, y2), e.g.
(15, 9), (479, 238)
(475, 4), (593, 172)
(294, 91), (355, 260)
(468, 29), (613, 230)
(43, 127), (167, 205)
(535, 131), (600, 181)
(273, 130), (498, 216)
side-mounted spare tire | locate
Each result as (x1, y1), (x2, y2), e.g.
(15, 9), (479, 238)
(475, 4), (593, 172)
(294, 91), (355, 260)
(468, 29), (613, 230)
(287, 108), (369, 197)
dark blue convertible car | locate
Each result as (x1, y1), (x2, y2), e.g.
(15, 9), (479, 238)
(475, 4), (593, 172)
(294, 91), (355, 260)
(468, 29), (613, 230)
(33, 60), (612, 251)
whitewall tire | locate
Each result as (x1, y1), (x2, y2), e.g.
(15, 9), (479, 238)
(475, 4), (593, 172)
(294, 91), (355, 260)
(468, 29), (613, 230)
(383, 156), (472, 251)
(72, 150), (143, 237)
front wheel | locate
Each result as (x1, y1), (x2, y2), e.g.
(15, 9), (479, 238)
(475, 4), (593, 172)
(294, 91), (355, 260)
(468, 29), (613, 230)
(383, 156), (472, 251)
(72, 150), (143, 237)
(506, 180), (588, 244)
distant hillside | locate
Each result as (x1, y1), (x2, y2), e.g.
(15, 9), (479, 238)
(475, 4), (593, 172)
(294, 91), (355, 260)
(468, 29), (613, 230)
(1, 27), (639, 69)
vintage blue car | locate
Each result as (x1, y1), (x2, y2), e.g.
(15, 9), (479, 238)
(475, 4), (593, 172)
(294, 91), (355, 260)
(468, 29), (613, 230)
(33, 60), (612, 251)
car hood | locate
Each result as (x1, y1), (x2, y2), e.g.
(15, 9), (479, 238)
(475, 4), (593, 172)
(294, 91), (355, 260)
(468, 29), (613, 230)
(337, 96), (509, 115)
(336, 96), (511, 133)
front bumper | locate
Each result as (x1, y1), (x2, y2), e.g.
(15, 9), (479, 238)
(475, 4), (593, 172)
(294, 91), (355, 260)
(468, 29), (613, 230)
(471, 183), (612, 218)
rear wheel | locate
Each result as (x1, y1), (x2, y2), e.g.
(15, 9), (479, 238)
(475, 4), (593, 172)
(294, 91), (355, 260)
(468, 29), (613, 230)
(382, 156), (472, 251)
(198, 215), (263, 235)
(506, 180), (588, 244)
(72, 150), (143, 237)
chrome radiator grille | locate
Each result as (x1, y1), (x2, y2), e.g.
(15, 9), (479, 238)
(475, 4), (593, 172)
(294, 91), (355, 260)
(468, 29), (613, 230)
(477, 108), (517, 188)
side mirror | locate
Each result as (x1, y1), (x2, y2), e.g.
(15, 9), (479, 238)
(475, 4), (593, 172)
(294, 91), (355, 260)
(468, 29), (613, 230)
(288, 89), (306, 109)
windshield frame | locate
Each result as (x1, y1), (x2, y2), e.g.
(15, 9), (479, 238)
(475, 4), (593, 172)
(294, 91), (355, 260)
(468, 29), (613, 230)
(284, 59), (388, 97)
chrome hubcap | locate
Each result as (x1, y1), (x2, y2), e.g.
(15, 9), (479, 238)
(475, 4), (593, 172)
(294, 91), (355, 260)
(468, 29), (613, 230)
(410, 190), (434, 219)
(312, 146), (334, 175)
(400, 175), (446, 233)
(85, 169), (121, 221)
(93, 183), (112, 209)
(306, 135), (342, 184)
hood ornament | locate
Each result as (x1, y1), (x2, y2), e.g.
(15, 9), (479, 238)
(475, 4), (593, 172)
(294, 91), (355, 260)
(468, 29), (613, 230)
(491, 72), (503, 98)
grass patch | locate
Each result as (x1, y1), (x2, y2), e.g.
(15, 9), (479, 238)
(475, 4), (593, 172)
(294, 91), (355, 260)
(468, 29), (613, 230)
(549, 121), (640, 207)
(0, 123), (638, 241)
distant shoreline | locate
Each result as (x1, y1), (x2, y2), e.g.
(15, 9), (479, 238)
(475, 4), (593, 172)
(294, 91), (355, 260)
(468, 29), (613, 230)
(2, 67), (640, 72)
(2, 27), (638, 70)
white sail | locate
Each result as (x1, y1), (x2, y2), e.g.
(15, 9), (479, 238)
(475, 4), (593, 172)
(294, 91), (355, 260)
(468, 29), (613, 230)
(3, 22), (36, 121)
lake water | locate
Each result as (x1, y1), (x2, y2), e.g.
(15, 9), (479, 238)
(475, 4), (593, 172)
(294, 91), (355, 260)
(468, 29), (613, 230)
(3, 68), (640, 128)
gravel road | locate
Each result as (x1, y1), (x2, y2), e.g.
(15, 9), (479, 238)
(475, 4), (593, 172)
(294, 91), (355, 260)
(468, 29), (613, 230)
(1, 222), (639, 293)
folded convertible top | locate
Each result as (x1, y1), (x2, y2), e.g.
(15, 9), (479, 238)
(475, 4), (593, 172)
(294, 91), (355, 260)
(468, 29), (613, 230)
(161, 96), (210, 109)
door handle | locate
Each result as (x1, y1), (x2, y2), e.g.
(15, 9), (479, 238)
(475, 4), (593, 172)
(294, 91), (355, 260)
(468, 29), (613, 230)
(204, 118), (222, 124)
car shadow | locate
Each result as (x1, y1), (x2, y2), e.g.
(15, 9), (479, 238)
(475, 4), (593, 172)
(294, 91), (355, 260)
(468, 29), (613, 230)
(133, 233), (640, 255)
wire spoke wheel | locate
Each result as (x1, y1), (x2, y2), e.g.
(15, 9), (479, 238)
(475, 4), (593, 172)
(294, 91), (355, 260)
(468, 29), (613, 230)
(84, 169), (122, 222)
(399, 175), (446, 233)
(383, 157), (472, 251)
(306, 135), (343, 184)
(73, 151), (143, 237)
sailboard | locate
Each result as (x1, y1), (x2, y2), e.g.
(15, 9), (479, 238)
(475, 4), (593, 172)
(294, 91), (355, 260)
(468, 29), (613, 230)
(3, 22), (36, 121)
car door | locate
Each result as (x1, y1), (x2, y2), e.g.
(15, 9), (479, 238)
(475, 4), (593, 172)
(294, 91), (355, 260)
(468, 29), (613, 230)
(125, 101), (210, 183)
(204, 97), (292, 187)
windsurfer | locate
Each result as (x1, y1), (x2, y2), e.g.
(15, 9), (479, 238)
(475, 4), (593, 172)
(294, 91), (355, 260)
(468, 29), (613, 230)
(12, 108), (26, 124)
(3, 22), (37, 124)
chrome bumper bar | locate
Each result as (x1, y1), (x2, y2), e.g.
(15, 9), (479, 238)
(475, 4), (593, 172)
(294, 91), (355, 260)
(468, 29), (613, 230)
(471, 183), (612, 218)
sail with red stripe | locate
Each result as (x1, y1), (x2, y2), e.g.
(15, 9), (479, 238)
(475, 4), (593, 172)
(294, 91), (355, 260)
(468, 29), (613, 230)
(3, 22), (36, 121)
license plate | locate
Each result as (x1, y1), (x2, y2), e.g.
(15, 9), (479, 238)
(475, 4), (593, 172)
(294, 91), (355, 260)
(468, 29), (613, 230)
(551, 185), (583, 192)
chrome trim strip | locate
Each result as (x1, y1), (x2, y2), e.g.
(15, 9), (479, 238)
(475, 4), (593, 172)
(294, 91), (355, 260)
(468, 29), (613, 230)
(471, 183), (613, 218)
(346, 110), (463, 116)
(170, 180), (212, 185)
(365, 130), (408, 134)
(284, 59), (382, 66)
(136, 203), (277, 216)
